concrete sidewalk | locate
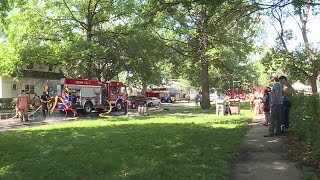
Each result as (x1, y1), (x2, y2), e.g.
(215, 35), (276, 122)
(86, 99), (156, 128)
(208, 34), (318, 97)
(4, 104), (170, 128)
(231, 116), (304, 180)
(0, 116), (82, 132)
(0, 108), (159, 132)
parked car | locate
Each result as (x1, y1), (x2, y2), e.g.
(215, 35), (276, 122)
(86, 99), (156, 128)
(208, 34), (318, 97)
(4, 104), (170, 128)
(147, 97), (161, 107)
(209, 93), (218, 102)
(126, 95), (147, 109)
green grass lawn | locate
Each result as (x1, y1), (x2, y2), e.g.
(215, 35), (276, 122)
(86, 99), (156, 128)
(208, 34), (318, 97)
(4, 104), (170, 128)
(0, 102), (252, 179)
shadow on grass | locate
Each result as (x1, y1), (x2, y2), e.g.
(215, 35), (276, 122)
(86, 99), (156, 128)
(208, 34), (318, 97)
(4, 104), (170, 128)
(0, 123), (249, 179)
(155, 101), (250, 116)
(106, 115), (251, 126)
(155, 106), (217, 115)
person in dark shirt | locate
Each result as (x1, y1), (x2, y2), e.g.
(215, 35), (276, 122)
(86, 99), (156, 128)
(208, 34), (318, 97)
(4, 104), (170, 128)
(263, 87), (271, 126)
(279, 76), (292, 131)
(40, 91), (50, 119)
(71, 94), (77, 117)
(264, 73), (283, 137)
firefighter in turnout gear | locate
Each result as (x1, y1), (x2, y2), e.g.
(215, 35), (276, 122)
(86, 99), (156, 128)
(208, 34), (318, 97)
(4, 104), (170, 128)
(17, 90), (30, 122)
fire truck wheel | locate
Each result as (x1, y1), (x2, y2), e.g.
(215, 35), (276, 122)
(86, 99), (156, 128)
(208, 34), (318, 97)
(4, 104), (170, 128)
(115, 102), (122, 111)
(83, 102), (93, 114)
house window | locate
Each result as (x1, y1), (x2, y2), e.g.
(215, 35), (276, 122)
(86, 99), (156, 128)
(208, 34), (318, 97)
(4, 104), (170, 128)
(12, 84), (17, 91)
(49, 65), (53, 72)
(30, 85), (35, 94)
(27, 63), (34, 70)
(25, 85), (30, 94)
(23, 85), (35, 94)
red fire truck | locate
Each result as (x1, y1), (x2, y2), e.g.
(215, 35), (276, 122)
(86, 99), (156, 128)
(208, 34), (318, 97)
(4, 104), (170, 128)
(226, 88), (246, 100)
(48, 78), (126, 114)
(146, 87), (177, 103)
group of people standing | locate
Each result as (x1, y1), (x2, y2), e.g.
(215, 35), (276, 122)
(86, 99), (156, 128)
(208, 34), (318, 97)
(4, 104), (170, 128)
(249, 90), (265, 115)
(249, 73), (292, 136)
(16, 90), (79, 122)
(16, 91), (51, 122)
(263, 73), (292, 137)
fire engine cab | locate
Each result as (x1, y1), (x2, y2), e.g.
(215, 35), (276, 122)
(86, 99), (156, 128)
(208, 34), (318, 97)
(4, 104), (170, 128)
(48, 78), (126, 114)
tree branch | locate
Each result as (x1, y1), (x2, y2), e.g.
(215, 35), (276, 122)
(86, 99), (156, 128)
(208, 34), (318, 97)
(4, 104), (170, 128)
(270, 8), (290, 52)
(269, 8), (310, 79)
(297, 1), (317, 61)
(286, 7), (302, 31)
(152, 29), (197, 48)
(287, 62), (310, 78)
(154, 36), (195, 58)
(88, 0), (93, 21)
(62, 0), (87, 30)
(92, 0), (102, 17)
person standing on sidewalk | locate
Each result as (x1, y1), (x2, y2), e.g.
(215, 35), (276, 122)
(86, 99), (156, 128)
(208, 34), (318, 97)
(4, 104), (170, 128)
(71, 93), (78, 117)
(262, 87), (271, 126)
(264, 73), (283, 137)
(17, 90), (30, 122)
(40, 91), (50, 119)
(249, 91), (255, 112)
(195, 93), (201, 106)
(279, 76), (292, 131)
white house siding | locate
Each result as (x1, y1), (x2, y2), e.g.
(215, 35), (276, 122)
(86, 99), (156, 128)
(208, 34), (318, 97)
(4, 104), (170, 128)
(0, 78), (3, 98)
(17, 78), (48, 98)
(0, 77), (49, 98)
(0, 78), (13, 98)
(0, 64), (64, 99)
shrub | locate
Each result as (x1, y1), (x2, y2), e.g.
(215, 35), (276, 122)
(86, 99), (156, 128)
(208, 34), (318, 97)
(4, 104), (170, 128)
(290, 94), (320, 155)
(0, 98), (14, 109)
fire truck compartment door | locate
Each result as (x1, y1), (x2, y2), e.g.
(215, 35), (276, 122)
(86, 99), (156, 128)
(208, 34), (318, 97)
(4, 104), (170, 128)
(81, 87), (94, 98)
(56, 85), (62, 96)
(81, 87), (100, 98)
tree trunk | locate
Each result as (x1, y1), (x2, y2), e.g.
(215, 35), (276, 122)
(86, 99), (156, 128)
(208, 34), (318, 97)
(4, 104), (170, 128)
(97, 75), (101, 82)
(198, 6), (210, 109)
(141, 79), (147, 96)
(298, 3), (318, 93)
(310, 74), (318, 94)
(86, 4), (94, 79)
(200, 61), (210, 109)
(85, 28), (93, 79)
(230, 80), (234, 99)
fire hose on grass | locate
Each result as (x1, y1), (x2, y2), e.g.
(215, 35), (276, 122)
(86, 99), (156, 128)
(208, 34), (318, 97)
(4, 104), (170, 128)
(99, 100), (113, 118)
(28, 105), (43, 118)
(8, 105), (42, 120)
(8, 95), (66, 121)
